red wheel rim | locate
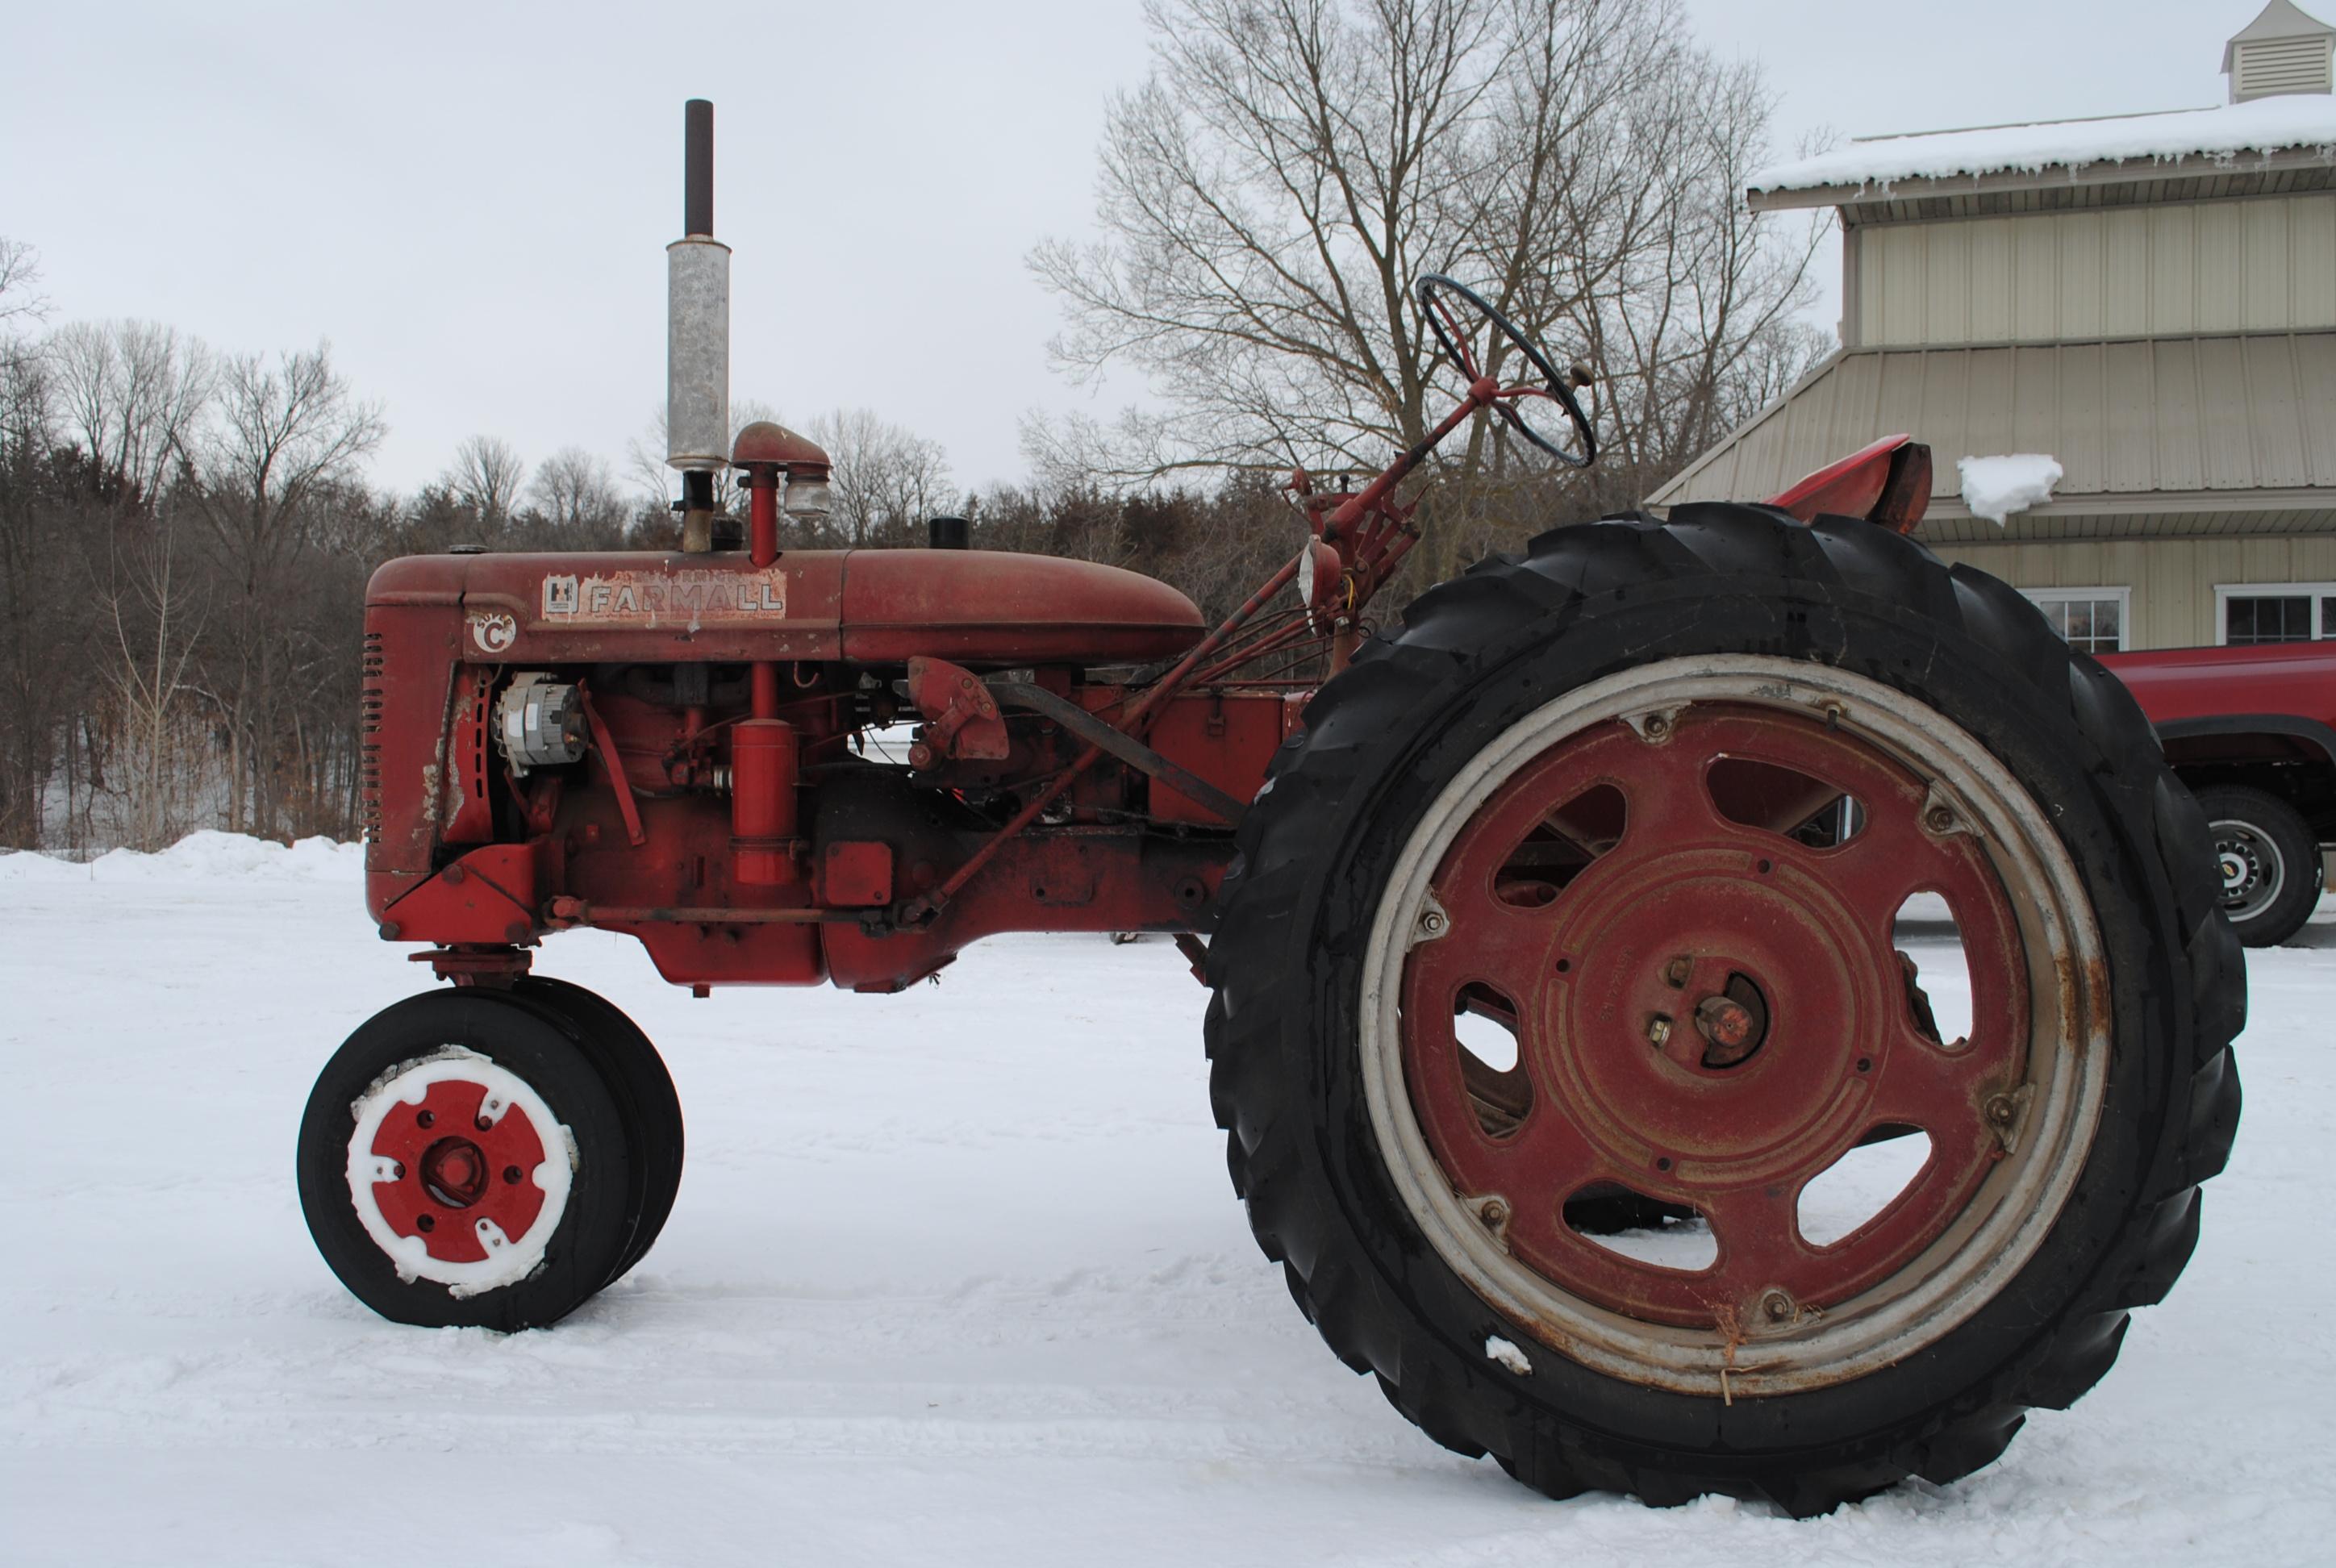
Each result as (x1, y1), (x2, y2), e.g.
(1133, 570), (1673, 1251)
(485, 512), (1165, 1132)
(1398, 700), (2031, 1329)
(344, 1053), (574, 1291)
(367, 1078), (553, 1264)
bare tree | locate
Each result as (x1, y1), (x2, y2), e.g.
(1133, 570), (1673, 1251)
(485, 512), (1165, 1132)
(805, 407), (957, 547)
(0, 239), (46, 345)
(1032, 0), (1825, 573)
(527, 445), (627, 543)
(0, 281), (63, 846)
(181, 341), (384, 833)
(98, 516), (207, 849)
(50, 321), (215, 504)
(444, 434), (526, 525)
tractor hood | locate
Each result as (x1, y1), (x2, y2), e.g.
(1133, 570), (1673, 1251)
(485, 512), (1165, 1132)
(365, 548), (1207, 668)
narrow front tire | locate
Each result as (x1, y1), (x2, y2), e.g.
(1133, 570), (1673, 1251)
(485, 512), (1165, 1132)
(298, 987), (636, 1332)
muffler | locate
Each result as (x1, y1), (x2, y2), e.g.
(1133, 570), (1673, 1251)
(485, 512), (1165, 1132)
(668, 98), (729, 552)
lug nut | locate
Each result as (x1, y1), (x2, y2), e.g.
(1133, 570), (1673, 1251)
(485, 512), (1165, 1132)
(1985, 1094), (2017, 1127)
(1647, 1015), (1673, 1047)
(1925, 806), (1955, 832)
(1419, 909), (1447, 936)
(1762, 1290), (1794, 1323)
(1664, 956), (1692, 989)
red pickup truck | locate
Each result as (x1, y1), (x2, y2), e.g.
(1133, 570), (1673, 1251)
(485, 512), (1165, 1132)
(2101, 641), (2336, 947)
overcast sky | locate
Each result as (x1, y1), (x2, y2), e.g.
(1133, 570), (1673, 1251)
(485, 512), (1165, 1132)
(1, 0), (2263, 500)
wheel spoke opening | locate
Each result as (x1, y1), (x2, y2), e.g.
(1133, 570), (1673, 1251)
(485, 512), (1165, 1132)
(1707, 756), (1860, 844)
(1493, 782), (1624, 909)
(1566, 1187), (1717, 1271)
(1454, 982), (1533, 1137)
(1796, 1127), (1934, 1246)
(1892, 890), (1972, 1048)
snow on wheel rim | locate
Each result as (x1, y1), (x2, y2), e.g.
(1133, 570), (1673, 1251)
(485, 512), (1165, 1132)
(344, 1047), (577, 1296)
(1358, 655), (2111, 1399)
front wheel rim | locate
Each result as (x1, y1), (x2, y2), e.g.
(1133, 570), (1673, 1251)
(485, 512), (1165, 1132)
(344, 1048), (576, 1296)
(1358, 656), (2109, 1398)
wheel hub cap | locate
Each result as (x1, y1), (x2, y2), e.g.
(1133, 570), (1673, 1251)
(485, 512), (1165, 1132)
(2209, 821), (2280, 920)
(344, 1050), (574, 1292)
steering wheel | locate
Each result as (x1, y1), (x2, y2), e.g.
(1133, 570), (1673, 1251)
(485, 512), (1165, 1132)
(1415, 274), (1596, 469)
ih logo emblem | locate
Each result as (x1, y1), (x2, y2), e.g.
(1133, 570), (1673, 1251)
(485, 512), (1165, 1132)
(542, 576), (580, 616)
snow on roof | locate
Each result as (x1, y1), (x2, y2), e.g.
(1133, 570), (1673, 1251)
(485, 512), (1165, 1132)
(1749, 94), (2336, 196)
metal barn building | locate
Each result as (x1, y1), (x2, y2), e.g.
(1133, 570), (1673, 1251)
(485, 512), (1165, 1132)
(1651, 1), (2336, 653)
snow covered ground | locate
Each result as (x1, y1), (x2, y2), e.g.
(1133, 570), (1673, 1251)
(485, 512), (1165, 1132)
(4, 834), (2333, 1566)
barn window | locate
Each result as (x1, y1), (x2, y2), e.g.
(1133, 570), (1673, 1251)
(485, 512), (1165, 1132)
(2217, 582), (2336, 645)
(2023, 588), (2130, 654)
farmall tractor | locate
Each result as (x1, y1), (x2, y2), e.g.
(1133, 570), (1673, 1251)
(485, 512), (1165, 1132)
(299, 103), (2245, 1515)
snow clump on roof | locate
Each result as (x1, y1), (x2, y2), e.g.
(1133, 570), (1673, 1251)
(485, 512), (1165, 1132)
(1958, 454), (2066, 524)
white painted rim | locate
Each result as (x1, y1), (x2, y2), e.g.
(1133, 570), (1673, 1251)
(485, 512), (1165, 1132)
(344, 1046), (577, 1297)
(1357, 655), (2110, 1399)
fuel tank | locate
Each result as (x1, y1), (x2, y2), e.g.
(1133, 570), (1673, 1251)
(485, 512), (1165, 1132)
(365, 547), (1206, 668)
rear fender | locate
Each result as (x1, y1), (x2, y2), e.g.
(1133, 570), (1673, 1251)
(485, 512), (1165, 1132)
(1765, 435), (1933, 532)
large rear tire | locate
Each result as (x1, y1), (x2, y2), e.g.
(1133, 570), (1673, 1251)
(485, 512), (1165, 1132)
(1204, 506), (2245, 1514)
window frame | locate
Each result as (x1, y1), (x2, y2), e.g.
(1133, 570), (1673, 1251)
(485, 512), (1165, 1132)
(2021, 586), (2132, 653)
(2213, 582), (2336, 646)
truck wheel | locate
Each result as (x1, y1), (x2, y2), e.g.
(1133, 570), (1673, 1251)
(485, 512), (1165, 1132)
(2196, 785), (2321, 947)
(1205, 505), (2245, 1515)
(513, 976), (685, 1285)
(297, 988), (635, 1332)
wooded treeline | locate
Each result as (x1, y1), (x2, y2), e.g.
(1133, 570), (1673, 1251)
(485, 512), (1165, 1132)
(0, 0), (1819, 855)
(0, 285), (1370, 854)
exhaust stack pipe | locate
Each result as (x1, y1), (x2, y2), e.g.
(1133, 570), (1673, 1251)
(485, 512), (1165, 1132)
(667, 98), (730, 551)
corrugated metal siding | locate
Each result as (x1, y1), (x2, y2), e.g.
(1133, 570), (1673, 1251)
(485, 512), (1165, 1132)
(1925, 535), (2336, 648)
(1652, 331), (2336, 515)
(1852, 194), (2336, 347)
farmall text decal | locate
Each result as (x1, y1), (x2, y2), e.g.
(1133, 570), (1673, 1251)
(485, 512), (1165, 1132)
(538, 567), (787, 628)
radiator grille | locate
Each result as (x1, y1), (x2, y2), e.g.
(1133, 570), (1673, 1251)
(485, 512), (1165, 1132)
(359, 630), (384, 845)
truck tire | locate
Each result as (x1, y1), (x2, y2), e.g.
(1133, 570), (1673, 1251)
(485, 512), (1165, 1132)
(298, 987), (636, 1332)
(1204, 504), (2245, 1514)
(513, 976), (686, 1285)
(2196, 785), (2322, 948)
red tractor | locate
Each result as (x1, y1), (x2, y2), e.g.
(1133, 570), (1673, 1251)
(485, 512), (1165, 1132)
(300, 104), (2244, 1515)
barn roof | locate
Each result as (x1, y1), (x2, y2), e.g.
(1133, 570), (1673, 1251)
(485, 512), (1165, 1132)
(1747, 95), (2336, 212)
